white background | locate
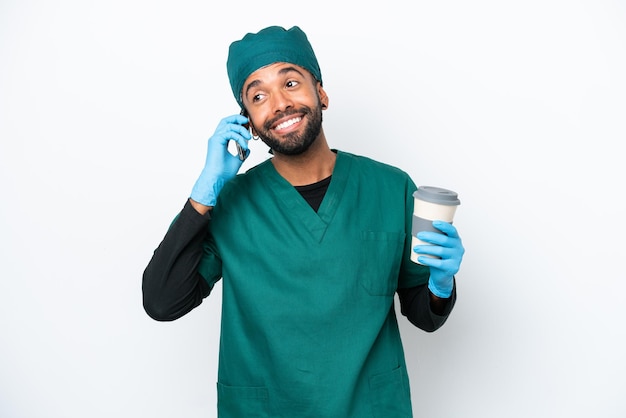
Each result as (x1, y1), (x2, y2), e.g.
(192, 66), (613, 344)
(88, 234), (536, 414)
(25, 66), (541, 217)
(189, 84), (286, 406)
(1, 1), (625, 417)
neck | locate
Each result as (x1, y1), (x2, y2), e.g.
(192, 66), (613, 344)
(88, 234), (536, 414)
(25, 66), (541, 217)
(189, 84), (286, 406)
(270, 129), (336, 186)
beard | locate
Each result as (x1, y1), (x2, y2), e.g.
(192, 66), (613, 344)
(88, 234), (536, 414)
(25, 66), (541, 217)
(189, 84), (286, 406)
(254, 100), (323, 156)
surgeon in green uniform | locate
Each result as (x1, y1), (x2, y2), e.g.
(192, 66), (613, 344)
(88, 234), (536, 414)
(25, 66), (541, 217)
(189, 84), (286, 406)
(143, 25), (465, 418)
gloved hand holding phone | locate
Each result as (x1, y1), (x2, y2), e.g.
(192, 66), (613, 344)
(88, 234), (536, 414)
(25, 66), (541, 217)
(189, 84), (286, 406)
(190, 114), (251, 207)
(414, 221), (465, 298)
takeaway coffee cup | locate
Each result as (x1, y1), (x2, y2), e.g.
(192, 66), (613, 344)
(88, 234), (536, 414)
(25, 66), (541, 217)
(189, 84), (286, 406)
(411, 186), (461, 264)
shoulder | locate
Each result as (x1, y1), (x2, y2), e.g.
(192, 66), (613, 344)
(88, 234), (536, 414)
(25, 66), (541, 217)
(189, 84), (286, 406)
(338, 150), (413, 182)
(216, 159), (272, 203)
(228, 158), (271, 185)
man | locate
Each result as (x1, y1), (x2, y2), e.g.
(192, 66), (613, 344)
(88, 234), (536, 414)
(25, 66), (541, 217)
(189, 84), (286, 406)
(143, 25), (464, 417)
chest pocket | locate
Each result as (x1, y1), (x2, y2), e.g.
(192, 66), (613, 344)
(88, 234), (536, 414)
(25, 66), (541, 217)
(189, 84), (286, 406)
(358, 231), (405, 296)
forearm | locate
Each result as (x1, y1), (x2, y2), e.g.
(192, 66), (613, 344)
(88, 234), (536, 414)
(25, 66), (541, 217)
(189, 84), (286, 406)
(429, 292), (451, 316)
(142, 200), (213, 321)
(397, 281), (456, 332)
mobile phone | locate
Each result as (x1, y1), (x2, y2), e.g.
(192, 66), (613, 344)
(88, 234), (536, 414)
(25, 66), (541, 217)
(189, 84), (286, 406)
(236, 109), (250, 161)
(240, 108), (250, 130)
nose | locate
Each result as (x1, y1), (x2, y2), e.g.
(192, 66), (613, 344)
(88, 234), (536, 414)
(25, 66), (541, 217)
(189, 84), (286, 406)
(270, 89), (293, 114)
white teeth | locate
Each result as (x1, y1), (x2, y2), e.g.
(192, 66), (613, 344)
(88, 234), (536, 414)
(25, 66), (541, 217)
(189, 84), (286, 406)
(275, 117), (301, 130)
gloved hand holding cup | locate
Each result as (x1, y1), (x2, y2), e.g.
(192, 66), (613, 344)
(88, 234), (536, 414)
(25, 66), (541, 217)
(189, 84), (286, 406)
(411, 186), (464, 298)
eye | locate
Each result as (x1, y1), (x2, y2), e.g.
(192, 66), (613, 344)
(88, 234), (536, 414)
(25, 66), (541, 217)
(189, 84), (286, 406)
(252, 92), (266, 103)
(286, 80), (299, 88)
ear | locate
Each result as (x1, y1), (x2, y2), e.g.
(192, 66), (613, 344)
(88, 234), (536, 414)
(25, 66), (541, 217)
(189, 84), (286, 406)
(318, 84), (329, 109)
(248, 122), (259, 140)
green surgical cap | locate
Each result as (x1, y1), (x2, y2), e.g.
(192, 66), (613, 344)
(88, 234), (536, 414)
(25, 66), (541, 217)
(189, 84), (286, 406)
(227, 26), (322, 108)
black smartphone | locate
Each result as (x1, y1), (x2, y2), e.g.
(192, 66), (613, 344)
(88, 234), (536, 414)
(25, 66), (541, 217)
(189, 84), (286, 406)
(240, 108), (250, 130)
(236, 109), (249, 161)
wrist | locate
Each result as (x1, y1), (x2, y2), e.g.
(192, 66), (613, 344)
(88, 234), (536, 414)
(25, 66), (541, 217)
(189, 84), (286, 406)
(428, 276), (453, 298)
(189, 198), (213, 215)
(190, 176), (225, 207)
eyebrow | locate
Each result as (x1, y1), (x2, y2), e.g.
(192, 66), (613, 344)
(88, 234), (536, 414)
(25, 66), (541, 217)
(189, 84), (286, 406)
(243, 66), (306, 99)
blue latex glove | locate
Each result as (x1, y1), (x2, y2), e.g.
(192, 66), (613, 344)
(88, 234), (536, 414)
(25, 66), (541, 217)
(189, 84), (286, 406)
(190, 114), (251, 206)
(414, 221), (465, 298)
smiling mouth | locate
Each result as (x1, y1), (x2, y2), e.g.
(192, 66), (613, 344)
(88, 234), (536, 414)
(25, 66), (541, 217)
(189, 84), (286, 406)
(273, 117), (302, 131)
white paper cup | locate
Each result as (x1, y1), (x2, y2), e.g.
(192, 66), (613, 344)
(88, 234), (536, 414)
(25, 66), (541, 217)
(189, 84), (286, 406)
(411, 186), (461, 264)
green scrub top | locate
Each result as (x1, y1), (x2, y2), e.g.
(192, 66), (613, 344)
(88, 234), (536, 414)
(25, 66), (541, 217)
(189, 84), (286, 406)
(199, 151), (430, 417)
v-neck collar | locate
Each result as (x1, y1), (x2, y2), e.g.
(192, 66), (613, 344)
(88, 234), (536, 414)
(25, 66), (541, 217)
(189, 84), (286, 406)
(256, 150), (351, 243)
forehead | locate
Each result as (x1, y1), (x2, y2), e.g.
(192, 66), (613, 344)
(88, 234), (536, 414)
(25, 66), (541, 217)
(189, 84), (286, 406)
(243, 62), (312, 88)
